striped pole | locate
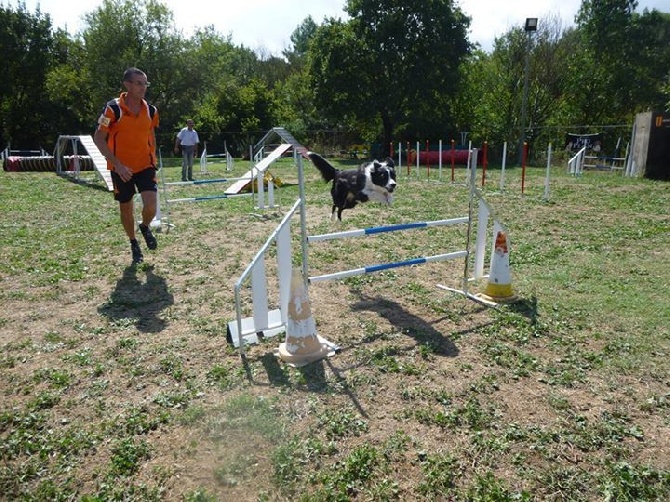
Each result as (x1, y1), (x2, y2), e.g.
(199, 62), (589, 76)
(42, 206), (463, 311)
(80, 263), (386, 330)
(167, 193), (251, 203)
(438, 139), (443, 180)
(165, 177), (244, 186)
(308, 217), (469, 243)
(500, 142), (507, 192)
(451, 139), (455, 182)
(199, 144), (208, 175)
(309, 251), (468, 284)
(544, 143), (552, 201)
(474, 197), (490, 280)
(415, 140), (420, 177)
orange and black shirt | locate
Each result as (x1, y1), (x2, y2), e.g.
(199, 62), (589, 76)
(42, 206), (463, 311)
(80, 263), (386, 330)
(96, 92), (159, 173)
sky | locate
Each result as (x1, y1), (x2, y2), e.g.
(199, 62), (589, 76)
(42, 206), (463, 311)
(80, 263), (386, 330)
(10, 0), (669, 55)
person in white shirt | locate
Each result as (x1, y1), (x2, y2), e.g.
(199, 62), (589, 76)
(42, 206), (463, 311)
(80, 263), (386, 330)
(174, 119), (200, 181)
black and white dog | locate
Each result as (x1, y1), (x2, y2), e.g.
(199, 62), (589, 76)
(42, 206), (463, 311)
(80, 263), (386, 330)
(306, 151), (397, 221)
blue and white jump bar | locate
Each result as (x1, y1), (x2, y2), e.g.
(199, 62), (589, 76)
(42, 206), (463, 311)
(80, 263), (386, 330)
(167, 192), (251, 203)
(308, 217), (469, 243)
(165, 177), (245, 186)
(308, 250), (467, 283)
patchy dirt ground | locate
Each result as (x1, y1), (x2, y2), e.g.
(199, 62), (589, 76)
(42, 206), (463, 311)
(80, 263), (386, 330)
(1, 161), (669, 500)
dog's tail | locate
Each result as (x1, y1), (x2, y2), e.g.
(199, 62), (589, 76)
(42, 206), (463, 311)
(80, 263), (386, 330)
(307, 152), (338, 182)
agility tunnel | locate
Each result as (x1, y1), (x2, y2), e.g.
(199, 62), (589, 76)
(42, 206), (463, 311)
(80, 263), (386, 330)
(3, 155), (94, 172)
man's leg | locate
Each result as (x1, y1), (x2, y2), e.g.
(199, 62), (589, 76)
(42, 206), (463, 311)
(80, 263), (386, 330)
(119, 200), (136, 240)
(138, 190), (158, 250)
(181, 153), (188, 181)
(186, 148), (194, 180)
(120, 200), (143, 264)
(139, 190), (157, 226)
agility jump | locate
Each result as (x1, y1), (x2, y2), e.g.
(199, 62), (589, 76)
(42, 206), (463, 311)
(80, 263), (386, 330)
(307, 217), (470, 284)
(228, 149), (517, 359)
(158, 159), (284, 232)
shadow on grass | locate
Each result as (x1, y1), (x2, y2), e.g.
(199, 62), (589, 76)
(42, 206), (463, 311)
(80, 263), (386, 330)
(507, 295), (539, 324)
(254, 350), (370, 418)
(349, 293), (460, 357)
(245, 290), (477, 417)
(98, 264), (174, 333)
(57, 172), (111, 193)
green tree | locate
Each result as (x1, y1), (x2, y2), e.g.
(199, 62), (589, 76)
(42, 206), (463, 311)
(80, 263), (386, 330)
(308, 0), (471, 154)
(178, 27), (239, 151)
(182, 27), (292, 154)
(43, 31), (92, 140)
(81, 0), (186, 147)
(573, 0), (669, 123)
(284, 15), (318, 68)
(272, 17), (322, 143)
(627, 9), (670, 112)
(0, 3), (57, 148)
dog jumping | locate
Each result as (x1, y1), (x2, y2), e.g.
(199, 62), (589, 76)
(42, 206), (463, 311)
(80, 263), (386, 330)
(306, 151), (397, 221)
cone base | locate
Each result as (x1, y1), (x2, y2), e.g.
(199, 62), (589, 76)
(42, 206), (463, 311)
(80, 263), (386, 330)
(480, 281), (517, 302)
(475, 291), (519, 304)
(277, 341), (333, 367)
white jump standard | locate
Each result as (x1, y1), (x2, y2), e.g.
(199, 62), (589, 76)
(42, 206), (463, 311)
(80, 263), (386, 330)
(228, 148), (519, 365)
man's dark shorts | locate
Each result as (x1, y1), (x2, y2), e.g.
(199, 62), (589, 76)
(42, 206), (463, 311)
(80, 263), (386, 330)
(111, 167), (157, 203)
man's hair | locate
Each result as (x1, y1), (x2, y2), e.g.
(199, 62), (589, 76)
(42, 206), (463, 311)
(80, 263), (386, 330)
(123, 67), (145, 82)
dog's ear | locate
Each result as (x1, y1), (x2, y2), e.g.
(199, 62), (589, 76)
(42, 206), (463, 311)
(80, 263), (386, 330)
(385, 157), (395, 168)
(372, 160), (382, 171)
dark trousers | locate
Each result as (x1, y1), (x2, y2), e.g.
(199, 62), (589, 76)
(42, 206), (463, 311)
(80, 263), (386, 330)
(181, 145), (196, 180)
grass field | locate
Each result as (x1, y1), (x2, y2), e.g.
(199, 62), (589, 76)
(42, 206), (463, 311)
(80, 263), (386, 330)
(1, 154), (669, 501)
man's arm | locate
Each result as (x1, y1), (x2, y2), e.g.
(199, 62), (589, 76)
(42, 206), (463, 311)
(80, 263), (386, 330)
(93, 128), (132, 182)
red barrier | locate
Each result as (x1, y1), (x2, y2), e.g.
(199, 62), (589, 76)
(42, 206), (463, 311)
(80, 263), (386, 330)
(408, 149), (472, 166)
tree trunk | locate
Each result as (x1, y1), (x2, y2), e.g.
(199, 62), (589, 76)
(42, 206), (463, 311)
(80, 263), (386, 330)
(381, 112), (394, 158)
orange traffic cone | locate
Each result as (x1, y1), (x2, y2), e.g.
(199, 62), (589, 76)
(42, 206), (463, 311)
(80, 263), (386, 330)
(476, 229), (518, 304)
(277, 268), (336, 367)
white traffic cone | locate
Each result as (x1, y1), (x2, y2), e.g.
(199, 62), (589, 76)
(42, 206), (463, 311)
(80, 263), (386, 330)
(476, 230), (518, 304)
(149, 190), (162, 230)
(277, 268), (336, 367)
(136, 191), (163, 231)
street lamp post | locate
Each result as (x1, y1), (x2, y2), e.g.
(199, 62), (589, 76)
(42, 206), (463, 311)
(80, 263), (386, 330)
(519, 17), (537, 165)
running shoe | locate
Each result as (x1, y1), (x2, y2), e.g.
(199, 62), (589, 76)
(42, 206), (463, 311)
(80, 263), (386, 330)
(131, 240), (143, 264)
(139, 223), (157, 250)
